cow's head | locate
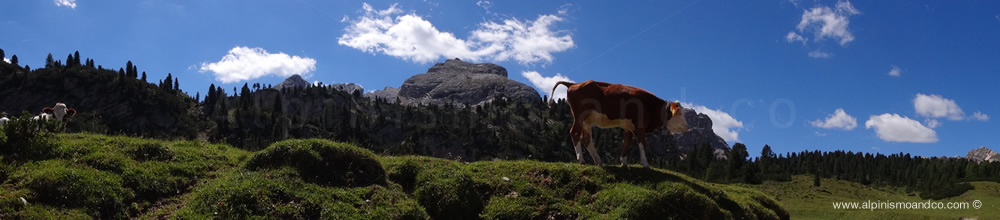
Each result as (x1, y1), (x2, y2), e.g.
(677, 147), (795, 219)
(663, 101), (689, 133)
(51, 103), (76, 122)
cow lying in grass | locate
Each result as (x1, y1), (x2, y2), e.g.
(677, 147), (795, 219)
(550, 80), (689, 168)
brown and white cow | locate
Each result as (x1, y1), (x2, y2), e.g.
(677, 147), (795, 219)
(32, 103), (77, 122)
(550, 80), (689, 168)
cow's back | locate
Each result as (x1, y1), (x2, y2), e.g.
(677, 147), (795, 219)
(566, 80), (666, 130)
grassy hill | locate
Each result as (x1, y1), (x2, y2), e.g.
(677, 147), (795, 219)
(743, 175), (1000, 219)
(0, 133), (788, 219)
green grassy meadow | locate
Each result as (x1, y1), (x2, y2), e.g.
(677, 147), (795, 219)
(743, 175), (1000, 219)
(0, 133), (788, 219)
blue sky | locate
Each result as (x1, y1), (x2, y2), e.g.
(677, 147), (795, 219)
(2, 0), (999, 157)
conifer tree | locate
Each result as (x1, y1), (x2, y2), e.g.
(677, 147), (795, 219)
(45, 53), (54, 67)
(73, 51), (80, 66)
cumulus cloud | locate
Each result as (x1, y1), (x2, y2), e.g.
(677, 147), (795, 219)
(864, 113), (938, 143)
(199, 46), (317, 83)
(808, 50), (832, 58)
(793, 0), (860, 46)
(338, 3), (574, 65)
(888, 65), (901, 77)
(685, 103), (744, 143)
(913, 93), (965, 121)
(810, 108), (857, 130)
(972, 111), (989, 121)
(54, 0), (76, 8)
(522, 71), (572, 100)
(2, 57), (8, 64)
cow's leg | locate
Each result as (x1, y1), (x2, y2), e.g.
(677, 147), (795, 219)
(637, 132), (651, 169)
(620, 131), (633, 167)
(570, 122), (585, 164)
(583, 125), (603, 166)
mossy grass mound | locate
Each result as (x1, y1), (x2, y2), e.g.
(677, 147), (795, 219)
(245, 139), (387, 187)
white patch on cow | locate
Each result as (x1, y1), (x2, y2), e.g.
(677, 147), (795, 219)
(639, 143), (650, 168)
(33, 113), (53, 121)
(586, 138), (602, 166)
(53, 103), (68, 122)
(574, 142), (584, 163)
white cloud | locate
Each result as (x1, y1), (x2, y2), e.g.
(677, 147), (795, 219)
(2, 57), (9, 64)
(924, 119), (940, 129)
(785, 31), (806, 44)
(972, 111), (989, 121)
(199, 46), (317, 83)
(808, 50), (832, 58)
(338, 3), (574, 65)
(815, 131), (828, 136)
(522, 71), (572, 100)
(864, 113), (938, 143)
(476, 0), (493, 12)
(810, 108), (857, 130)
(793, 0), (860, 46)
(54, 0), (76, 8)
(685, 103), (744, 143)
(888, 65), (901, 77)
(913, 93), (965, 121)
(787, 0), (800, 7)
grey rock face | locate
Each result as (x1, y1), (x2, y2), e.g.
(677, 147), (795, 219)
(330, 83), (364, 94)
(394, 58), (539, 106)
(965, 146), (999, 163)
(365, 86), (401, 103)
(646, 108), (731, 160)
(273, 74), (309, 90)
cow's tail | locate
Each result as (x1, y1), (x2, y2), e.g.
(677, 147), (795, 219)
(548, 81), (576, 106)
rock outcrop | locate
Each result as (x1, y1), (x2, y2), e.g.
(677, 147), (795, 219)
(965, 146), (999, 163)
(330, 83), (363, 95)
(647, 108), (730, 160)
(368, 58), (540, 106)
(366, 86), (401, 103)
(273, 74), (309, 90)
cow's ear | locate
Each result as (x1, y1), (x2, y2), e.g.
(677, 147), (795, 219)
(42, 107), (54, 114)
(67, 108), (77, 116)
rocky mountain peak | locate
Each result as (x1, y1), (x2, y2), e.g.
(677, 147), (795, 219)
(274, 74), (309, 90)
(373, 59), (537, 106)
(426, 58), (508, 77)
(965, 146), (999, 163)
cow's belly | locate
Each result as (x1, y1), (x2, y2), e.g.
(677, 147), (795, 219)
(582, 111), (635, 132)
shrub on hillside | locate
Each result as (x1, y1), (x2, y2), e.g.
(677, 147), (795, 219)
(246, 139), (386, 187)
(921, 182), (974, 200)
(0, 113), (57, 159)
